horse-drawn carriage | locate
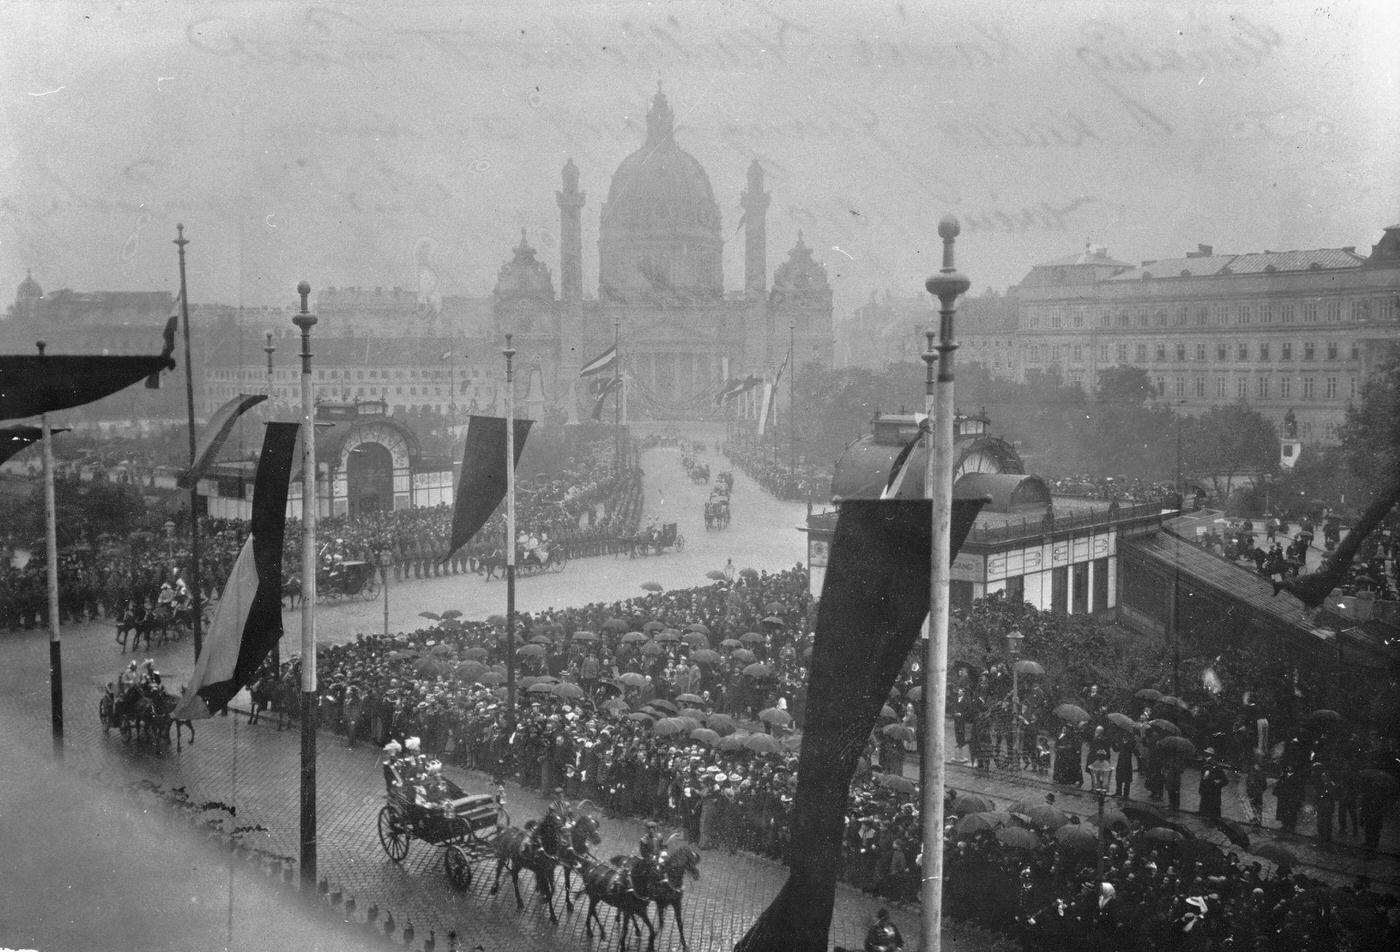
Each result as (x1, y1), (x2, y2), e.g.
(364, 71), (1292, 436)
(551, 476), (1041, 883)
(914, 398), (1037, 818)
(100, 680), (194, 749)
(622, 523), (685, 557)
(284, 559), (379, 606)
(704, 495), (731, 530)
(477, 542), (568, 581)
(116, 596), (213, 653)
(377, 759), (509, 890)
(715, 470), (734, 493)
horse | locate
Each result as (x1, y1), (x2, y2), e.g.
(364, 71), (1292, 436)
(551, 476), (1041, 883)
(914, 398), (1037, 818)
(553, 811), (602, 905)
(477, 549), (505, 582)
(577, 853), (656, 950)
(145, 689), (195, 750)
(282, 576), (302, 609)
(647, 838), (702, 950)
(490, 821), (564, 922)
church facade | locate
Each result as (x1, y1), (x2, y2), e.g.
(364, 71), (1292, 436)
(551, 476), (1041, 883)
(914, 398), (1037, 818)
(493, 89), (835, 421)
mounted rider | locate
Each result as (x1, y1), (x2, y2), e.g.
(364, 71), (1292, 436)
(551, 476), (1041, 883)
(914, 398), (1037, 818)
(629, 820), (666, 895)
(538, 786), (571, 859)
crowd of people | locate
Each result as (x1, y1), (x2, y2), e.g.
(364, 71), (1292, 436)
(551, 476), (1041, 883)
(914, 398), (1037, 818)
(231, 564), (1397, 950)
(1043, 474), (1177, 505)
(722, 443), (824, 502)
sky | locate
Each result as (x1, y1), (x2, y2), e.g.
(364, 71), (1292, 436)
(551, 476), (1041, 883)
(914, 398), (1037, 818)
(1, 0), (1398, 320)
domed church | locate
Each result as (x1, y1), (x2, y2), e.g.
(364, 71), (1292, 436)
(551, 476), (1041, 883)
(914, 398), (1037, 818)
(492, 88), (834, 421)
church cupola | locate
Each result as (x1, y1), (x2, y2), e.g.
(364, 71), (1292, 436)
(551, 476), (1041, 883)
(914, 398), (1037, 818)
(646, 86), (675, 145)
(494, 230), (555, 303)
(772, 232), (831, 304)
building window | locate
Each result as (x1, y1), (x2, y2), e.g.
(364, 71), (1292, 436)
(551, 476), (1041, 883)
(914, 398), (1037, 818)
(1137, 309), (1149, 327)
(1326, 341), (1338, 360)
(1196, 343), (1206, 361)
(1237, 378), (1248, 399)
(1304, 342), (1315, 360)
(1195, 307), (1207, 325)
(1324, 301), (1341, 322)
(1217, 344), (1227, 362)
(1136, 343), (1148, 362)
(1099, 344), (1109, 361)
(1257, 377), (1269, 399)
(1099, 311), (1111, 328)
(1325, 422), (1338, 441)
(1281, 343), (1292, 361)
(1260, 304), (1274, 324)
(1156, 343), (1166, 361)
(1072, 345), (1083, 362)
(1259, 342), (1270, 361)
(1303, 302), (1318, 322)
(1237, 343), (1248, 361)
(1051, 312), (1062, 329)
(1155, 377), (1165, 396)
(1174, 377), (1185, 397)
(1280, 377), (1291, 398)
(1117, 310), (1129, 328)
(1072, 311), (1084, 328)
(1175, 307), (1188, 326)
(1154, 309), (1167, 326)
(1237, 305), (1251, 324)
(1027, 311), (1039, 329)
(1176, 343), (1186, 361)
(1281, 303), (1295, 323)
(1325, 377), (1337, 399)
(1350, 377), (1358, 399)
(1302, 421), (1314, 437)
(1214, 304), (1228, 325)
(1216, 377), (1227, 399)
(1194, 377), (1205, 397)
(1302, 377), (1315, 399)
(1117, 343), (1128, 361)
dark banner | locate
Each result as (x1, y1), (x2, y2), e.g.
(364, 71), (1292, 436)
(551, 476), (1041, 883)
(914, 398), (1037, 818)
(0, 351), (175, 422)
(734, 498), (986, 952)
(0, 425), (67, 465)
(444, 415), (533, 561)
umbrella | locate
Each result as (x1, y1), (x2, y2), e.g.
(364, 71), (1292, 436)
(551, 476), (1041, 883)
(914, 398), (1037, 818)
(419, 612), (441, 621)
(683, 622), (710, 634)
(551, 682), (585, 700)
(641, 642), (664, 656)
(706, 714), (738, 734)
(531, 674), (560, 684)
(1358, 769), (1399, 795)
(600, 698), (629, 714)
(1055, 825), (1098, 852)
(1141, 827), (1185, 844)
(705, 570), (727, 581)
(529, 634), (553, 645)
(601, 618), (628, 632)
(1134, 688), (1163, 701)
(675, 693), (706, 705)
(526, 681), (554, 694)
(719, 638), (743, 649)
(731, 648), (758, 664)
(414, 657), (446, 678)
(516, 643), (546, 658)
(876, 773), (918, 795)
(457, 660), (488, 679)
(1206, 816), (1251, 849)
(429, 643), (454, 657)
(719, 733), (751, 752)
(653, 717), (689, 736)
(1106, 712), (1137, 731)
(627, 711), (656, 723)
(781, 733), (803, 752)
(761, 615), (785, 627)
(1156, 736), (1196, 757)
(950, 793), (998, 817)
(1099, 807), (1130, 832)
(621, 632), (648, 644)
(1305, 709), (1341, 724)
(690, 727), (721, 745)
(1157, 695), (1191, 711)
(744, 733), (783, 754)
(679, 707), (709, 721)
(571, 630), (599, 643)
(654, 629), (681, 643)
(681, 631), (709, 647)
(1054, 703), (1091, 724)
(997, 827), (1042, 850)
(1148, 719), (1181, 735)
(439, 609), (463, 620)
(617, 672), (649, 687)
(764, 601), (786, 614)
(1121, 804), (1167, 828)
(955, 811), (1011, 835)
(906, 685), (924, 703)
(690, 649), (721, 664)
(1253, 843), (1297, 867)
(641, 581), (663, 592)
(880, 705), (899, 720)
(477, 671), (505, 685)
(740, 632), (766, 645)
(1012, 659), (1045, 676)
(1006, 797), (1048, 815)
(648, 699), (678, 714)
(674, 716), (702, 732)
(461, 647), (488, 661)
(1025, 805), (1069, 830)
(594, 681), (624, 698)
(882, 724), (916, 743)
(739, 567), (759, 581)
(486, 614), (507, 626)
(642, 621), (666, 632)
(758, 707), (793, 726)
(742, 662), (774, 678)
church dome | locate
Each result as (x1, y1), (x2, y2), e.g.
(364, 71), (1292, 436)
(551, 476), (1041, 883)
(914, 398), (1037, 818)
(494, 230), (555, 302)
(599, 90), (723, 302)
(16, 269), (42, 302)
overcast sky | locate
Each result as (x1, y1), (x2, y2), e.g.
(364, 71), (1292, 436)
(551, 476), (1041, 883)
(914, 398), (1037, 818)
(2, 0), (1397, 319)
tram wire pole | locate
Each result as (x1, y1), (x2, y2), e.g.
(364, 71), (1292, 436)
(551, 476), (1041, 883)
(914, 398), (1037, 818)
(175, 225), (204, 657)
(919, 217), (970, 952)
(293, 282), (319, 895)
(504, 335), (518, 744)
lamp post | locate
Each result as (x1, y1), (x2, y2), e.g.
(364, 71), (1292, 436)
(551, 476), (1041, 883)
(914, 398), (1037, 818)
(292, 281), (319, 896)
(163, 520), (176, 562)
(1006, 628), (1024, 770)
(1089, 757), (1113, 895)
(504, 335), (518, 741)
(377, 546), (391, 637)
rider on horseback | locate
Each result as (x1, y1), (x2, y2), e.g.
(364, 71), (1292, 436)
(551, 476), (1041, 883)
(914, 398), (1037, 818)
(539, 786), (571, 859)
(628, 820), (666, 896)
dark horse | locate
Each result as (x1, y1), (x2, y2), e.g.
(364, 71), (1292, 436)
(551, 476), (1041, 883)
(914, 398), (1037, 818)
(131, 687), (195, 751)
(490, 821), (565, 922)
(477, 549), (506, 582)
(549, 811), (602, 904)
(579, 836), (702, 951)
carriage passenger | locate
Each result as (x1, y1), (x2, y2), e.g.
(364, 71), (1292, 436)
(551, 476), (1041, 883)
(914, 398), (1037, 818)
(118, 660), (140, 697)
(139, 659), (161, 690)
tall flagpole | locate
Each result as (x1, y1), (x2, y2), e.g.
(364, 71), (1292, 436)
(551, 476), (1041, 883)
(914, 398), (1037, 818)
(613, 318), (621, 473)
(919, 217), (970, 952)
(37, 341), (63, 761)
(265, 331), (279, 674)
(293, 282), (319, 894)
(789, 316), (796, 474)
(504, 335), (518, 740)
(175, 225), (204, 657)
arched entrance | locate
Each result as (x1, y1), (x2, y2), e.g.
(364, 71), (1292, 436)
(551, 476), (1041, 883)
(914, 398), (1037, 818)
(347, 442), (394, 518)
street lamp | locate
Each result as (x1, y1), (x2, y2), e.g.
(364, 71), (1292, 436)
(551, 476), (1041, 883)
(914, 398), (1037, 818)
(377, 545), (392, 637)
(1088, 757), (1113, 892)
(163, 519), (176, 562)
(1006, 628), (1024, 769)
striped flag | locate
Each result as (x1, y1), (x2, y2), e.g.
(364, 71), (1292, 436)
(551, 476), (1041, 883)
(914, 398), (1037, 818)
(578, 344), (618, 377)
(145, 291), (181, 388)
(879, 413), (930, 499)
(176, 393), (268, 489)
(756, 383), (775, 437)
(590, 375), (623, 421)
(715, 375), (761, 405)
(443, 415), (534, 562)
(172, 422), (298, 720)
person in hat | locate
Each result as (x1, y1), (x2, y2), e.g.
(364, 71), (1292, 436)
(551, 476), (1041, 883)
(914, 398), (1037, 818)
(540, 786), (570, 858)
(864, 907), (903, 952)
(1198, 748), (1228, 819)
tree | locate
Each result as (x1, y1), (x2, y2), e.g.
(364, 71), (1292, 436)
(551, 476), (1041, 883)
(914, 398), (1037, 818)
(1179, 402), (1278, 501)
(1096, 365), (1156, 406)
(1339, 347), (1400, 503)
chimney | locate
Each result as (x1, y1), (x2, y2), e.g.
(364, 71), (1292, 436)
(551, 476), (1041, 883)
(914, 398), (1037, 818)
(1186, 244), (1213, 259)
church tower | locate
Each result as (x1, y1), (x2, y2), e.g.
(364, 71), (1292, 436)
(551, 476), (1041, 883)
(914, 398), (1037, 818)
(741, 159), (770, 295)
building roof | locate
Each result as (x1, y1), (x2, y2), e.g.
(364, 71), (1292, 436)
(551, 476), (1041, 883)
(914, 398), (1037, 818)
(1109, 248), (1367, 281)
(601, 90), (719, 235)
(1036, 249), (1133, 269)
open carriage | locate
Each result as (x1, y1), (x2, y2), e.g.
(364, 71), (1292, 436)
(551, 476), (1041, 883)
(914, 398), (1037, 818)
(704, 495), (731, 530)
(377, 760), (509, 890)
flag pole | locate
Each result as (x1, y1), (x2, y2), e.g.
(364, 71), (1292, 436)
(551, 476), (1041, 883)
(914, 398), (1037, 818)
(789, 316), (796, 475)
(292, 282), (319, 895)
(265, 331), (279, 674)
(504, 335), (518, 741)
(174, 224), (204, 657)
(613, 318), (621, 474)
(37, 342), (63, 761)
(919, 217), (970, 952)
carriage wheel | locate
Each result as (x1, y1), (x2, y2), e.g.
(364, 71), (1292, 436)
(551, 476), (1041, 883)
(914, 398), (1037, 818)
(675, 534), (686, 551)
(444, 845), (473, 890)
(360, 574), (380, 601)
(377, 806), (410, 862)
(99, 696), (113, 732)
(553, 553), (568, 572)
